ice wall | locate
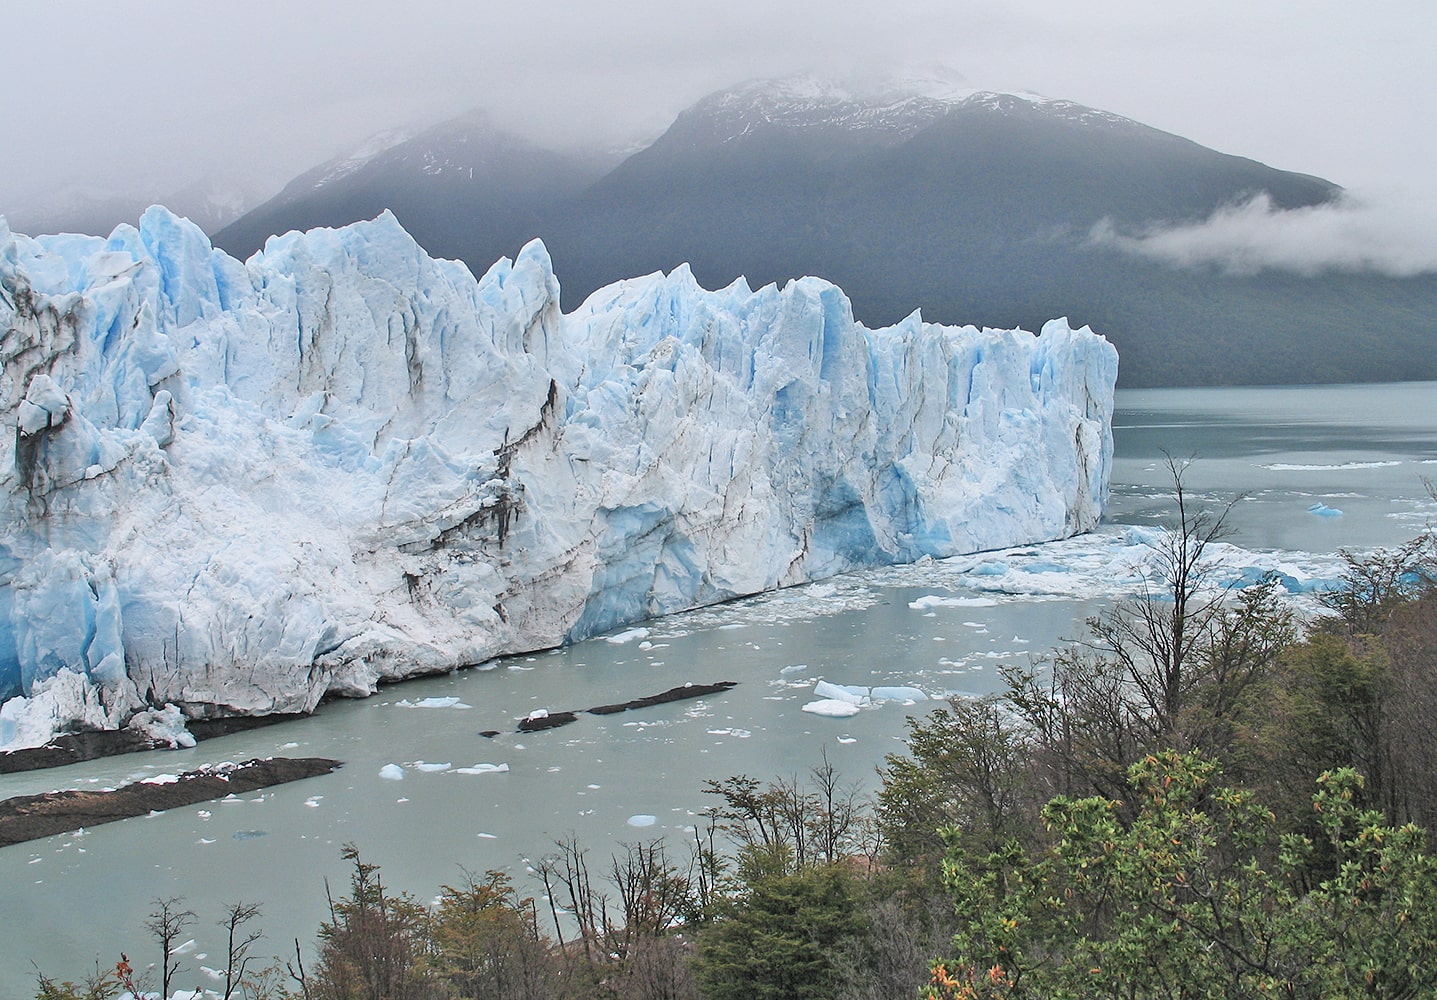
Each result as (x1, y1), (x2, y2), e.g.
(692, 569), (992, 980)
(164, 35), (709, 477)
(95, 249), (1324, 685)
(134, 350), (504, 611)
(0, 207), (1117, 747)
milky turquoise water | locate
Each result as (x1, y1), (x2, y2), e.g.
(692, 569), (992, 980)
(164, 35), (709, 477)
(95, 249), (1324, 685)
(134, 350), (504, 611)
(3, 381), (1434, 995)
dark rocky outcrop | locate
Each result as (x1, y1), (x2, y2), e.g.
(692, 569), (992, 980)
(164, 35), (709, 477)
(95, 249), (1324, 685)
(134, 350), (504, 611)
(0, 757), (342, 847)
(514, 681), (738, 733)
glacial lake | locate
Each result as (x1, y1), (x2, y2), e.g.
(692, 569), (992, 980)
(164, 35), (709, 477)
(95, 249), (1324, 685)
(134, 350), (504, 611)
(3, 380), (1436, 995)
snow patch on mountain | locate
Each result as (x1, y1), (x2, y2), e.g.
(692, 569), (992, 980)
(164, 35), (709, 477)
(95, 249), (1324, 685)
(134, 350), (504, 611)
(0, 207), (1116, 749)
(687, 74), (1139, 143)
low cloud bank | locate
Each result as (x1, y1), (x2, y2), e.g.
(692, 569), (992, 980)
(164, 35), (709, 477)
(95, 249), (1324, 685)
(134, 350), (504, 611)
(1089, 191), (1437, 278)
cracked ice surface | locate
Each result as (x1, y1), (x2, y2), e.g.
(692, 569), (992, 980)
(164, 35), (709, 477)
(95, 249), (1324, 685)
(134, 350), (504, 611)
(0, 208), (1117, 747)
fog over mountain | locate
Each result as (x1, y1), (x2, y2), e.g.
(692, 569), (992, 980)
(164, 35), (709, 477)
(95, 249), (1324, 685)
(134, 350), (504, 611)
(212, 77), (1437, 387)
(5, 2), (1436, 245)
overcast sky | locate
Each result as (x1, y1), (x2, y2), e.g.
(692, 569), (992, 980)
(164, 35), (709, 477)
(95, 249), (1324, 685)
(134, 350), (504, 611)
(6, 0), (1437, 268)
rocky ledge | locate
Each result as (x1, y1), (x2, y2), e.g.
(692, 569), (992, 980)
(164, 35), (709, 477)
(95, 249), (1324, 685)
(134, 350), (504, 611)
(0, 756), (342, 847)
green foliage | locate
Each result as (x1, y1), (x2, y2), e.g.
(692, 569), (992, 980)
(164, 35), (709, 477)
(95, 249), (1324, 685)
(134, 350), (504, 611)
(32, 964), (123, 1000)
(312, 844), (434, 1000)
(702, 752), (869, 881)
(1321, 534), (1437, 635)
(878, 695), (1036, 862)
(423, 869), (557, 1000)
(927, 752), (1437, 999)
(695, 864), (866, 1000)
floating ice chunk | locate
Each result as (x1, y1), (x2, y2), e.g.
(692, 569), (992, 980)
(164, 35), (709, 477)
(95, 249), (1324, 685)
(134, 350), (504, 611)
(627, 814), (658, 827)
(802, 699), (863, 717)
(142, 773), (180, 785)
(526, 709), (550, 721)
(780, 664), (809, 674)
(453, 763), (509, 774)
(813, 680), (871, 705)
(1265, 461), (1400, 471)
(870, 686), (929, 702)
(836, 736), (857, 744)
(606, 627), (651, 644)
(414, 762), (452, 772)
(304, 796), (322, 808)
(395, 697), (471, 709)
(1307, 503), (1343, 517)
(908, 595), (999, 609)
(378, 764), (405, 780)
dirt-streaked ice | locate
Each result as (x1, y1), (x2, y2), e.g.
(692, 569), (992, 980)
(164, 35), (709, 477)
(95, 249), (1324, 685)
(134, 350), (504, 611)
(0, 208), (1117, 747)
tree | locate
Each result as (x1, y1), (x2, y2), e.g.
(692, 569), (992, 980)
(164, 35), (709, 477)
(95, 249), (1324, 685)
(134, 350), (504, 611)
(311, 845), (432, 1000)
(702, 752), (870, 882)
(32, 961), (124, 1000)
(145, 897), (197, 1000)
(926, 751), (1437, 999)
(695, 864), (866, 1000)
(425, 869), (559, 1000)
(1321, 533), (1436, 635)
(1001, 459), (1294, 803)
(878, 695), (1035, 862)
(218, 901), (264, 1000)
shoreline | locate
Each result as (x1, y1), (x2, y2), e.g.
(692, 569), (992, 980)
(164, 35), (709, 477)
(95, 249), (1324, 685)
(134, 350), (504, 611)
(0, 712), (309, 775)
(0, 756), (342, 848)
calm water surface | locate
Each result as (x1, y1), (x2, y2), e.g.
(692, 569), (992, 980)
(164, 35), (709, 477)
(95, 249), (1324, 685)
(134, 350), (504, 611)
(3, 381), (1435, 994)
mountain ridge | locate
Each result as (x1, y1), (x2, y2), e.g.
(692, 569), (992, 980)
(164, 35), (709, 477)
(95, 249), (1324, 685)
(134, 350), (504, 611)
(210, 77), (1435, 387)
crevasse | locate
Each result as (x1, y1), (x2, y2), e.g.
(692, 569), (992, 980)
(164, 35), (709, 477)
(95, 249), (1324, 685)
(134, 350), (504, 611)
(0, 207), (1117, 748)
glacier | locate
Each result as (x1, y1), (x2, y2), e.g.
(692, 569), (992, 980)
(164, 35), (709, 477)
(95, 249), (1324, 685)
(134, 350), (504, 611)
(0, 206), (1117, 749)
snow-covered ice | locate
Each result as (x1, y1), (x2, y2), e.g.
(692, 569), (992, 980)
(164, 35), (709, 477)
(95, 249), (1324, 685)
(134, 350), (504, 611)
(801, 699), (863, 718)
(0, 207), (1117, 747)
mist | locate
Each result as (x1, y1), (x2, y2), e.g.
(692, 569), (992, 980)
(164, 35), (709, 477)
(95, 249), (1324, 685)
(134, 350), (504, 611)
(1088, 189), (1437, 279)
(5, 0), (1436, 235)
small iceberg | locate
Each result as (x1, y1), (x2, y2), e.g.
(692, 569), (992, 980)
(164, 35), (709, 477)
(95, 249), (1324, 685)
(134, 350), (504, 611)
(801, 699), (863, 718)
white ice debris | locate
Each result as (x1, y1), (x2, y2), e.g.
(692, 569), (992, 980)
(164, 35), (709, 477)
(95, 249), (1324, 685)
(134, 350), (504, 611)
(908, 594), (999, 609)
(378, 764), (405, 780)
(395, 697), (471, 709)
(811, 679), (928, 707)
(128, 703), (197, 748)
(0, 208), (1117, 747)
(801, 699), (863, 718)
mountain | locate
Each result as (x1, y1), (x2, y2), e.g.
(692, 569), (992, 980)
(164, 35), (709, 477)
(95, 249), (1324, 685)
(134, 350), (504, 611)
(215, 110), (605, 264)
(216, 78), (1437, 387)
(0, 208), (1115, 746)
(6, 175), (263, 239)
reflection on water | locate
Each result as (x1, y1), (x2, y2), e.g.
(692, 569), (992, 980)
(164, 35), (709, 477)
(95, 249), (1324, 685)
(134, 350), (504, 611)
(2, 381), (1435, 994)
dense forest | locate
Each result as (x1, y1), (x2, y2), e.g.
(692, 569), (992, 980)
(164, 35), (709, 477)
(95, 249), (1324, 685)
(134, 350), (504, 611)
(37, 469), (1437, 1000)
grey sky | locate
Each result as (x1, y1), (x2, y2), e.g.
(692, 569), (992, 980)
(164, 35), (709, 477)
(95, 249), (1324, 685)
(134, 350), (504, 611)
(5, 0), (1435, 243)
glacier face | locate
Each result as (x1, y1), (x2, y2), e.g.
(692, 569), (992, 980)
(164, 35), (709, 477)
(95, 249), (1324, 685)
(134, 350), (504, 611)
(0, 207), (1117, 748)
